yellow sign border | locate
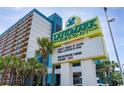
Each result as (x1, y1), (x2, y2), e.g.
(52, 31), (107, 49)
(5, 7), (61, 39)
(52, 17), (103, 47)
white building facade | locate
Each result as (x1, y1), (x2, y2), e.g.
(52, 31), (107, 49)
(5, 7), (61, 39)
(26, 11), (52, 60)
(0, 9), (62, 85)
(0, 9), (52, 61)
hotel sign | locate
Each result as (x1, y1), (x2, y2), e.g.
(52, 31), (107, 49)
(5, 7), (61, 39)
(52, 17), (103, 47)
(52, 36), (107, 64)
(65, 16), (81, 28)
(52, 16), (107, 64)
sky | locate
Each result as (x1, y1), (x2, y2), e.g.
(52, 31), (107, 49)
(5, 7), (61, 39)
(0, 7), (124, 67)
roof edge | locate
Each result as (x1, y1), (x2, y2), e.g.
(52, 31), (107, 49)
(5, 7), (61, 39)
(0, 8), (52, 38)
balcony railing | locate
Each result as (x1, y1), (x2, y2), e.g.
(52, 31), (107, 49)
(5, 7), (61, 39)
(21, 54), (26, 58)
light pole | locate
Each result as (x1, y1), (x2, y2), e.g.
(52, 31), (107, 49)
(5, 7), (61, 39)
(103, 7), (124, 85)
(122, 64), (124, 73)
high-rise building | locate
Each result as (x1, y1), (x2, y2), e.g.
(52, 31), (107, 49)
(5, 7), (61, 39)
(0, 9), (62, 61)
(48, 13), (62, 33)
(0, 9), (62, 85)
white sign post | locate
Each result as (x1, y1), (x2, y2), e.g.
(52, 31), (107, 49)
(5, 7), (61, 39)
(52, 36), (107, 86)
(52, 16), (108, 86)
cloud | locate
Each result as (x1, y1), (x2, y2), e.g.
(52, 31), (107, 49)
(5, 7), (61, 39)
(14, 7), (22, 10)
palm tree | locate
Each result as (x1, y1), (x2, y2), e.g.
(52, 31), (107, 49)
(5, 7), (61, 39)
(16, 61), (23, 85)
(37, 37), (53, 85)
(96, 60), (111, 85)
(22, 61), (30, 86)
(37, 37), (53, 59)
(27, 58), (38, 85)
(25, 57), (48, 86)
(96, 60), (119, 85)
(0, 55), (47, 86)
(0, 56), (13, 85)
(1, 56), (12, 85)
(111, 60), (119, 72)
(35, 62), (47, 85)
(111, 71), (122, 85)
(7, 55), (22, 86)
(13, 57), (27, 86)
(0, 56), (4, 85)
(20, 61), (28, 86)
(0, 55), (26, 86)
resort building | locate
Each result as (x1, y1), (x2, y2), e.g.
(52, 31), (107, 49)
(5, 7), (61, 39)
(0, 9), (62, 61)
(0, 9), (62, 85)
(0, 9), (108, 86)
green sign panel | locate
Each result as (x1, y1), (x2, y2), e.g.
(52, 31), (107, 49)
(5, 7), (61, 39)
(52, 17), (103, 47)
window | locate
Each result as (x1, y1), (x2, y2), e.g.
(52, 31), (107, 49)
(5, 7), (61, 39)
(55, 65), (61, 69)
(55, 74), (60, 86)
(72, 62), (81, 67)
(73, 72), (82, 86)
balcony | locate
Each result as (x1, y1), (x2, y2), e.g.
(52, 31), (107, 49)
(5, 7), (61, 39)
(1, 39), (7, 44)
(23, 42), (28, 47)
(1, 34), (9, 40)
(7, 35), (16, 42)
(2, 48), (6, 52)
(24, 24), (28, 28)
(21, 54), (26, 58)
(15, 29), (30, 39)
(21, 47), (27, 53)
(1, 53), (5, 56)
(10, 48), (14, 52)
(10, 53), (14, 55)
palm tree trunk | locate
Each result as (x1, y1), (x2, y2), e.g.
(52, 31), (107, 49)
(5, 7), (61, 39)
(0, 70), (3, 85)
(43, 74), (46, 86)
(1, 67), (9, 85)
(9, 68), (14, 85)
(1, 70), (4, 85)
(38, 71), (43, 86)
(105, 71), (109, 85)
(52, 65), (55, 86)
(42, 59), (47, 86)
(12, 68), (17, 85)
(20, 71), (25, 86)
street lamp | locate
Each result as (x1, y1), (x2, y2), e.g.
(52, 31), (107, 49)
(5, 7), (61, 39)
(103, 7), (124, 85)
(122, 64), (124, 73)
